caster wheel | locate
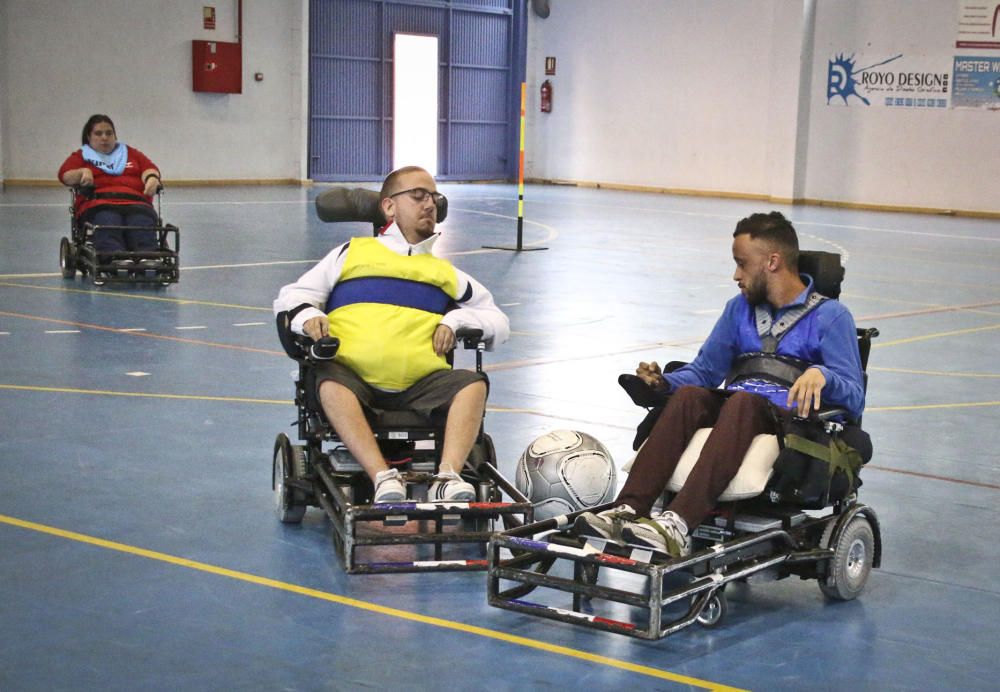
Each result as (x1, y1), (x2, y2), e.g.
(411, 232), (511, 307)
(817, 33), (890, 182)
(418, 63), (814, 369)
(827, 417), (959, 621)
(820, 515), (874, 600)
(695, 590), (728, 628)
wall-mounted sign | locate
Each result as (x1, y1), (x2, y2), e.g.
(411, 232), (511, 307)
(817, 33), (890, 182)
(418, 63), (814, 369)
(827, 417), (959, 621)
(545, 57), (556, 75)
(204, 6), (216, 31)
(952, 55), (1000, 108)
(826, 52), (951, 108)
(955, 2), (1000, 50)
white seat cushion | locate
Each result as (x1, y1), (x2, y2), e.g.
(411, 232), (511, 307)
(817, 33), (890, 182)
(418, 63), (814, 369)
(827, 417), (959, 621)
(665, 428), (780, 501)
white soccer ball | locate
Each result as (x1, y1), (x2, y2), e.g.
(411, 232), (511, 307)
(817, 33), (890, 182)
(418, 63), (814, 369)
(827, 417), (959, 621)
(515, 429), (616, 521)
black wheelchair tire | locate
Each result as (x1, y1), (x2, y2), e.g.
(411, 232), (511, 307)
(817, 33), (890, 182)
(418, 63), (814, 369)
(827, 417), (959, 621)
(820, 515), (874, 601)
(273, 433), (307, 524)
(59, 238), (76, 279)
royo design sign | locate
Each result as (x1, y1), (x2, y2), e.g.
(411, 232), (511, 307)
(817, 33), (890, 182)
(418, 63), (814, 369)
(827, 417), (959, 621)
(827, 53), (951, 108)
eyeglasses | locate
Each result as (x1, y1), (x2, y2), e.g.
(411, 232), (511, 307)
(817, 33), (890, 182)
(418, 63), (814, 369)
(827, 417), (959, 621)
(389, 187), (444, 205)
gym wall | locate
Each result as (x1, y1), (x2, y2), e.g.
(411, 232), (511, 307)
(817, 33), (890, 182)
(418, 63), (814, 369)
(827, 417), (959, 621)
(524, 0), (999, 215)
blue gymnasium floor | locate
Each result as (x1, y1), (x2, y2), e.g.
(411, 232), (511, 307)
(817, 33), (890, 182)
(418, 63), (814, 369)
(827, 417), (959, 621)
(0, 183), (998, 691)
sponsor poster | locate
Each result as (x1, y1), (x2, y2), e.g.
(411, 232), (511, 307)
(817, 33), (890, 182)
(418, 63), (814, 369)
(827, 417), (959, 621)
(951, 55), (1000, 108)
(955, 2), (1000, 50)
(826, 53), (951, 108)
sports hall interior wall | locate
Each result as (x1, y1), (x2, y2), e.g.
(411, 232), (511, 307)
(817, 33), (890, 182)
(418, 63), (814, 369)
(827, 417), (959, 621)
(0, 0), (996, 216)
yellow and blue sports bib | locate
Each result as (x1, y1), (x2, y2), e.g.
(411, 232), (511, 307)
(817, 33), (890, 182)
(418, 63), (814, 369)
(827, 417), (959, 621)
(325, 237), (459, 391)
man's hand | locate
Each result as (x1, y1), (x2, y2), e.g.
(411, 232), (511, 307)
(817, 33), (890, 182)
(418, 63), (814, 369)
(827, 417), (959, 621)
(787, 367), (826, 417)
(143, 177), (160, 197)
(79, 168), (94, 186)
(303, 316), (329, 341)
(636, 360), (667, 391)
(433, 323), (455, 355)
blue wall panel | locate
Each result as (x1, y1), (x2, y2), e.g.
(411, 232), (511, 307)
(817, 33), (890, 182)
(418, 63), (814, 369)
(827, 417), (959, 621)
(309, 0), (525, 182)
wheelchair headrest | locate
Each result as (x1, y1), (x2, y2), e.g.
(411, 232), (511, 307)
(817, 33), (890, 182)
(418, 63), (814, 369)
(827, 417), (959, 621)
(798, 250), (844, 300)
(315, 187), (448, 225)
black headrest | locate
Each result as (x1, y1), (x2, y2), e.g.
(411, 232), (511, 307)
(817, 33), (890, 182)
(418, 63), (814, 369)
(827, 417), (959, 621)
(314, 187), (448, 225)
(798, 250), (844, 299)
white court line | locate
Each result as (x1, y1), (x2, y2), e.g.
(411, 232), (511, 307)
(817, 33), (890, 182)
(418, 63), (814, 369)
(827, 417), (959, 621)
(0, 332), (10, 335)
(175, 325), (207, 331)
(233, 322), (266, 327)
(45, 329), (81, 334)
(119, 328), (147, 332)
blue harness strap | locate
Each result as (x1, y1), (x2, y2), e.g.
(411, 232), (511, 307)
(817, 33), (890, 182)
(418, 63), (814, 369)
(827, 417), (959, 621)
(326, 276), (452, 315)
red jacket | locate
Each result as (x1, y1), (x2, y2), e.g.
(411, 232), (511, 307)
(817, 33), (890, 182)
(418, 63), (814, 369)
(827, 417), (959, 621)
(58, 145), (159, 219)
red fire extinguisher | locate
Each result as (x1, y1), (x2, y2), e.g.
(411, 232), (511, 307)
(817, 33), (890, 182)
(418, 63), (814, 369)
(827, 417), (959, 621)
(540, 80), (552, 113)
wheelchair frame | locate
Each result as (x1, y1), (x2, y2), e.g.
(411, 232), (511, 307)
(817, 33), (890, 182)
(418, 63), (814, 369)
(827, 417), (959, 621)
(272, 187), (530, 573)
(59, 187), (180, 286)
(488, 256), (883, 638)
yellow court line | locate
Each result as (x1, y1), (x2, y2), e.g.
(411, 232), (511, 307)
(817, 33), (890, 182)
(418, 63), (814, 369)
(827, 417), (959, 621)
(5, 384), (999, 419)
(869, 366), (1000, 379)
(0, 384), (290, 405)
(0, 514), (744, 692)
(865, 400), (1000, 412)
(0, 280), (270, 311)
(873, 323), (1000, 348)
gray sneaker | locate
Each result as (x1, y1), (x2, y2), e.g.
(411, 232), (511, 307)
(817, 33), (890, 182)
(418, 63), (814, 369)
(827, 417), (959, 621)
(621, 510), (692, 557)
(573, 504), (637, 542)
(373, 468), (406, 503)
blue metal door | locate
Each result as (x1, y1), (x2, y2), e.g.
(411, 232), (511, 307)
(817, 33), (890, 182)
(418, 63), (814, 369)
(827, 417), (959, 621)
(309, 0), (526, 181)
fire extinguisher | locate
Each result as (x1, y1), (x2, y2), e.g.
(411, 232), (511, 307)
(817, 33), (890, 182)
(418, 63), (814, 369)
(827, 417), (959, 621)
(540, 79), (552, 113)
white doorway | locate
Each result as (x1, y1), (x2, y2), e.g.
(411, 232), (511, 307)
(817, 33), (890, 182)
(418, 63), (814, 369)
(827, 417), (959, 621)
(392, 33), (439, 175)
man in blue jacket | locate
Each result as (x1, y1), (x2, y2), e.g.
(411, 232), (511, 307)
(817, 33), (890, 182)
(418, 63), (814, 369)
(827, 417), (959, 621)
(576, 211), (864, 557)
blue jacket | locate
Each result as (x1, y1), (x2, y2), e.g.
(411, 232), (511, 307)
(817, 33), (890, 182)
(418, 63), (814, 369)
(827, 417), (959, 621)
(664, 276), (866, 419)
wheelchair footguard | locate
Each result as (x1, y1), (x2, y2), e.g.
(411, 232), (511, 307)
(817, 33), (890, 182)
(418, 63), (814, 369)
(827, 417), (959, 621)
(274, 431), (533, 574)
(487, 499), (881, 639)
(60, 223), (180, 286)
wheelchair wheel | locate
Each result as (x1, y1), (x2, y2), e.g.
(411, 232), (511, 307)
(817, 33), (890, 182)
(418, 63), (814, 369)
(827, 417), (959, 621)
(467, 433), (497, 469)
(694, 590), (728, 628)
(820, 515), (874, 601)
(59, 238), (76, 279)
(273, 433), (307, 524)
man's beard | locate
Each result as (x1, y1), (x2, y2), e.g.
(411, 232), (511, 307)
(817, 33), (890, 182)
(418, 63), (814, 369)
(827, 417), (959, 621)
(744, 277), (767, 306)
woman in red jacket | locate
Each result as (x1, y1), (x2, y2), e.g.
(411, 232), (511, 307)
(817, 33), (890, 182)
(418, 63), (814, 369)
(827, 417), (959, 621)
(58, 114), (162, 259)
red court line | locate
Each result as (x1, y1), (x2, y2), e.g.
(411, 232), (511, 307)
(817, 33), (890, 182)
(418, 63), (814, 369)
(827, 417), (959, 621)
(866, 465), (1000, 491)
(0, 310), (285, 356)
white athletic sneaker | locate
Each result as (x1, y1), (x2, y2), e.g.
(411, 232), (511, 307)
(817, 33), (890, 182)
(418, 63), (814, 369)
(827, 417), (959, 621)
(428, 470), (475, 502)
(373, 468), (406, 503)
(621, 510), (692, 558)
(573, 504), (638, 542)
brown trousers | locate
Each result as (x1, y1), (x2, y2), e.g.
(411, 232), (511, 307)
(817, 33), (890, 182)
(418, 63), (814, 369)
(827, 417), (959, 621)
(616, 386), (778, 528)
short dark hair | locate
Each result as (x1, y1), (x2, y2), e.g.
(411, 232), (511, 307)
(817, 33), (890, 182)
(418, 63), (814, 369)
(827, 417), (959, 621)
(380, 166), (429, 201)
(733, 211), (799, 269)
(82, 114), (115, 145)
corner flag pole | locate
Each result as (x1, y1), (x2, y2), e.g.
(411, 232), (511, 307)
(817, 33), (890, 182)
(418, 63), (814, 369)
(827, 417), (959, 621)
(484, 82), (547, 252)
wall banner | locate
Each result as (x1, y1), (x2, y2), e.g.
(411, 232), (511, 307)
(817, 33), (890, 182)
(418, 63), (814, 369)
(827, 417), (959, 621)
(826, 53), (951, 108)
(951, 55), (1000, 108)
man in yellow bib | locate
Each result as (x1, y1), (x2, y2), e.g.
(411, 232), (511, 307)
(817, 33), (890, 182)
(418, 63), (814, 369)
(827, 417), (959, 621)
(274, 166), (510, 503)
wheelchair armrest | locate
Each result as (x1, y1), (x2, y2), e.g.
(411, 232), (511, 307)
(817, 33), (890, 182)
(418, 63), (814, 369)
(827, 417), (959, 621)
(455, 327), (485, 350)
(618, 374), (669, 408)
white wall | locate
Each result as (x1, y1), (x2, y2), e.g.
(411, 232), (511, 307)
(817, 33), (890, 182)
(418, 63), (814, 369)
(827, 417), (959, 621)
(524, 0), (802, 199)
(805, 0), (998, 213)
(525, 0), (999, 215)
(0, 0), (306, 182)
